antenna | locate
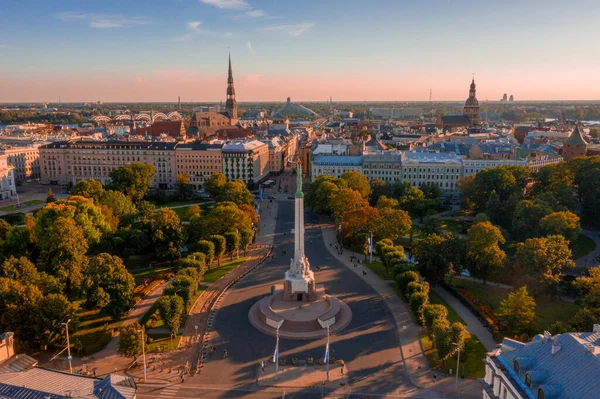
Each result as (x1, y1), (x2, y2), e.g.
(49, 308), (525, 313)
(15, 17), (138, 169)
(429, 88), (432, 103)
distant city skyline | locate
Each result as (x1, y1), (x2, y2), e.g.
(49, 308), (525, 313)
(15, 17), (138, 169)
(1, 0), (599, 102)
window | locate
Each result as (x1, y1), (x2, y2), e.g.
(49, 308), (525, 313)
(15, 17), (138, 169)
(537, 388), (544, 399)
(513, 359), (519, 374)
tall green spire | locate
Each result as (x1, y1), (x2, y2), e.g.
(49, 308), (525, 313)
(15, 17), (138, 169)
(295, 161), (303, 198)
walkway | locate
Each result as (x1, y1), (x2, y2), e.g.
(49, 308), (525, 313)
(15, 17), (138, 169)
(320, 222), (481, 397)
(432, 287), (497, 351)
(576, 230), (600, 268)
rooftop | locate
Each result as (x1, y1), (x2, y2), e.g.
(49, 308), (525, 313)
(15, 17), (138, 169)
(402, 152), (462, 164)
(222, 140), (267, 152)
(312, 154), (363, 166)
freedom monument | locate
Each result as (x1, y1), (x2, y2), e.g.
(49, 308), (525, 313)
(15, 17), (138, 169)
(249, 161), (352, 339)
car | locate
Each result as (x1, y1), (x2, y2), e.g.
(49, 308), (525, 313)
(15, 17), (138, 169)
(287, 196), (295, 200)
(267, 195), (275, 200)
(200, 193), (211, 199)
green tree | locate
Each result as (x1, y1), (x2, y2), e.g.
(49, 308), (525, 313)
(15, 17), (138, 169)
(412, 234), (465, 285)
(157, 295), (185, 337)
(406, 281), (430, 297)
(353, 232), (370, 261)
(496, 286), (536, 335)
(570, 308), (600, 331)
(179, 253), (207, 277)
(408, 292), (429, 317)
(82, 253), (135, 317)
(109, 163), (156, 201)
(46, 188), (56, 203)
(375, 208), (411, 242)
(239, 228), (254, 255)
(421, 215), (442, 236)
(196, 240), (215, 268)
(71, 179), (105, 199)
(539, 211), (582, 244)
(340, 171), (371, 198)
(574, 266), (600, 296)
(224, 231), (240, 260)
(150, 208), (184, 261)
(467, 222), (506, 284)
(209, 235), (226, 266)
(0, 256), (38, 282)
(512, 200), (552, 240)
(435, 322), (467, 361)
(376, 195), (399, 210)
(175, 173), (193, 200)
(515, 235), (575, 296)
(0, 219), (11, 240)
(396, 271), (420, 293)
(579, 168), (600, 227)
(98, 190), (137, 223)
(217, 180), (253, 205)
(185, 204), (202, 220)
(204, 173), (227, 198)
(36, 294), (77, 348)
(421, 304), (449, 336)
(118, 323), (144, 359)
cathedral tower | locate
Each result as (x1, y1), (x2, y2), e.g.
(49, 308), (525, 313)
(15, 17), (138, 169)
(463, 77), (482, 127)
(225, 52), (238, 120)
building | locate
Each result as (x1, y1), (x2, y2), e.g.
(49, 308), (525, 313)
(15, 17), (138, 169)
(175, 142), (223, 190)
(369, 107), (423, 119)
(463, 78), (482, 128)
(401, 152), (463, 191)
(39, 141), (177, 188)
(222, 140), (269, 186)
(133, 120), (186, 139)
(272, 98), (318, 119)
(362, 151), (402, 183)
(225, 52), (238, 120)
(311, 155), (363, 180)
(0, 145), (41, 181)
(561, 124), (588, 161)
(481, 328), (600, 399)
(262, 137), (285, 175)
(0, 155), (16, 199)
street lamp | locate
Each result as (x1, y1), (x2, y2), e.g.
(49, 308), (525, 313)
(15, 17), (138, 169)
(454, 341), (462, 392)
(235, 228), (239, 259)
(61, 319), (73, 374)
(137, 328), (147, 382)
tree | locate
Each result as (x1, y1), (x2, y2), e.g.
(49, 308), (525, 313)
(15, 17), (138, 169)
(224, 231), (240, 260)
(175, 173), (193, 200)
(330, 188), (369, 222)
(46, 188), (55, 203)
(239, 228), (254, 255)
(150, 208), (184, 261)
(185, 204), (202, 220)
(539, 211), (582, 244)
(406, 281), (430, 297)
(209, 235), (226, 266)
(570, 308), (600, 331)
(496, 286), (536, 335)
(0, 219), (11, 240)
(396, 271), (420, 294)
(72, 179), (104, 199)
(202, 203), (253, 237)
(165, 274), (197, 310)
(467, 222), (506, 284)
(82, 253), (135, 317)
(353, 232), (370, 261)
(35, 294), (77, 348)
(204, 173), (227, 198)
(0, 256), (38, 282)
(196, 240), (215, 268)
(36, 217), (88, 290)
(376, 195), (399, 210)
(412, 234), (464, 285)
(512, 200), (552, 240)
(408, 292), (429, 317)
(574, 266), (600, 296)
(217, 180), (253, 205)
(179, 253), (207, 277)
(421, 215), (442, 236)
(435, 322), (467, 361)
(370, 178), (391, 205)
(1, 226), (35, 263)
(118, 323), (143, 359)
(98, 190), (137, 223)
(579, 168), (600, 227)
(375, 208), (411, 242)
(515, 235), (575, 296)
(157, 295), (185, 337)
(421, 304), (448, 335)
(109, 163), (156, 201)
(340, 171), (371, 198)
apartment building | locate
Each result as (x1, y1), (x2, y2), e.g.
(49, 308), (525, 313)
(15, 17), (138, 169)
(175, 142), (224, 190)
(39, 141), (177, 188)
(401, 152), (463, 191)
(0, 144), (41, 181)
(222, 140), (269, 186)
(362, 151), (403, 183)
(311, 155), (363, 180)
(0, 155), (16, 199)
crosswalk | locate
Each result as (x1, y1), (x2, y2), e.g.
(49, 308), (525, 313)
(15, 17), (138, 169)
(157, 384), (181, 398)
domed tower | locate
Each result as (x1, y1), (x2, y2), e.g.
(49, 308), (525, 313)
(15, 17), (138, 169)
(463, 77), (482, 127)
(562, 124), (588, 161)
(225, 52), (238, 120)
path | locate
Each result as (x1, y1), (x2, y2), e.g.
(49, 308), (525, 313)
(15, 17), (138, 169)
(576, 229), (600, 268)
(43, 280), (171, 375)
(320, 221), (481, 396)
(432, 287), (497, 351)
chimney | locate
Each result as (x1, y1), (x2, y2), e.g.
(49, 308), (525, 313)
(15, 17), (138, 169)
(551, 337), (561, 355)
(594, 324), (600, 333)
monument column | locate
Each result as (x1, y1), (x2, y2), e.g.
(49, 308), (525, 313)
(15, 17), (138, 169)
(294, 161), (304, 256)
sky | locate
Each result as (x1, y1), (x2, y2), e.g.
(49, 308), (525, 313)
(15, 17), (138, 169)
(1, 0), (599, 102)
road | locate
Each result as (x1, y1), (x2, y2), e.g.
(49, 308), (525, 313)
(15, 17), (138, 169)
(138, 198), (420, 398)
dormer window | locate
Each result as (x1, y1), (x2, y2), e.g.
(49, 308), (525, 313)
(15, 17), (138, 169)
(525, 373), (532, 388)
(537, 388), (544, 399)
(514, 359), (519, 374)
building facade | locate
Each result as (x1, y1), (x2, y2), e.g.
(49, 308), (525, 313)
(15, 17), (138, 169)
(222, 140), (269, 186)
(0, 145), (41, 181)
(175, 142), (223, 190)
(311, 155), (363, 180)
(401, 152), (463, 191)
(561, 124), (588, 161)
(39, 141), (177, 188)
(0, 155), (16, 199)
(362, 151), (402, 183)
(463, 78), (482, 127)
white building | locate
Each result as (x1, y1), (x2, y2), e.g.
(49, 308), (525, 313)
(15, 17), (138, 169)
(0, 155), (17, 199)
(401, 152), (462, 191)
(222, 140), (269, 186)
(362, 151), (403, 183)
(482, 328), (600, 399)
(370, 107), (423, 119)
(311, 155), (363, 180)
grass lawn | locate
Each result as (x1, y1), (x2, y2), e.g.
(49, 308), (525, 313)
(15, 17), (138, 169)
(172, 206), (192, 221)
(421, 334), (486, 378)
(203, 257), (248, 283)
(0, 199), (44, 212)
(452, 280), (579, 331)
(364, 260), (392, 280)
(572, 233), (597, 259)
(71, 300), (124, 356)
(147, 333), (182, 353)
(440, 220), (465, 234)
(429, 290), (463, 324)
(131, 265), (173, 285)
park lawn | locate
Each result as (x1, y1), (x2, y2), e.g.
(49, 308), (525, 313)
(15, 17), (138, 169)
(203, 257), (248, 283)
(0, 199), (44, 212)
(364, 261), (392, 280)
(421, 334), (486, 378)
(429, 290), (463, 324)
(440, 220), (465, 234)
(173, 206), (192, 221)
(572, 233), (597, 259)
(146, 333), (182, 353)
(71, 300), (124, 355)
(131, 265), (173, 285)
(452, 280), (579, 331)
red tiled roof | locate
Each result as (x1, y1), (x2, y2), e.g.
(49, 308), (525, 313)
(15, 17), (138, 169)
(135, 121), (185, 137)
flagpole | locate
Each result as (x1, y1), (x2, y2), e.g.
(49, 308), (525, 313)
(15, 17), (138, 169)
(326, 324), (330, 382)
(369, 231), (373, 263)
(275, 325), (280, 381)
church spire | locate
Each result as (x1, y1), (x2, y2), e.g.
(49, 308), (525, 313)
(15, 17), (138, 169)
(225, 51), (238, 119)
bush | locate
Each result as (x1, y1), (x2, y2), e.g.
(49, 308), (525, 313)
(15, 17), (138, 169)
(443, 282), (499, 333)
(392, 261), (417, 278)
(408, 292), (429, 317)
(406, 281), (430, 297)
(396, 271), (420, 294)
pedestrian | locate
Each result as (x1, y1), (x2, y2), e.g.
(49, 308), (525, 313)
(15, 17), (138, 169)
(261, 360), (265, 374)
(180, 374), (185, 383)
(223, 349), (228, 358)
(433, 373), (437, 383)
(211, 346), (216, 354)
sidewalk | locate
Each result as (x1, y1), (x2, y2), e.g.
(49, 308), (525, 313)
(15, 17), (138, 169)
(576, 230), (600, 268)
(257, 361), (348, 389)
(320, 222), (481, 397)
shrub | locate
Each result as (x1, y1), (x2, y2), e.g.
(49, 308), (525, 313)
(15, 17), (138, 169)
(408, 292), (429, 317)
(396, 271), (420, 294)
(406, 281), (430, 297)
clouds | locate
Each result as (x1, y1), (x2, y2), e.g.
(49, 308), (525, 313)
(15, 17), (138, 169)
(57, 12), (150, 28)
(245, 10), (265, 17)
(262, 22), (314, 37)
(199, 0), (249, 9)
(175, 20), (231, 41)
(247, 41), (255, 53)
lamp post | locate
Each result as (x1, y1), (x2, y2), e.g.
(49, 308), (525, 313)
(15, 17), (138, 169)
(369, 231), (373, 264)
(138, 328), (147, 381)
(455, 342), (461, 392)
(236, 228), (239, 259)
(62, 319), (73, 374)
(326, 324), (331, 382)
